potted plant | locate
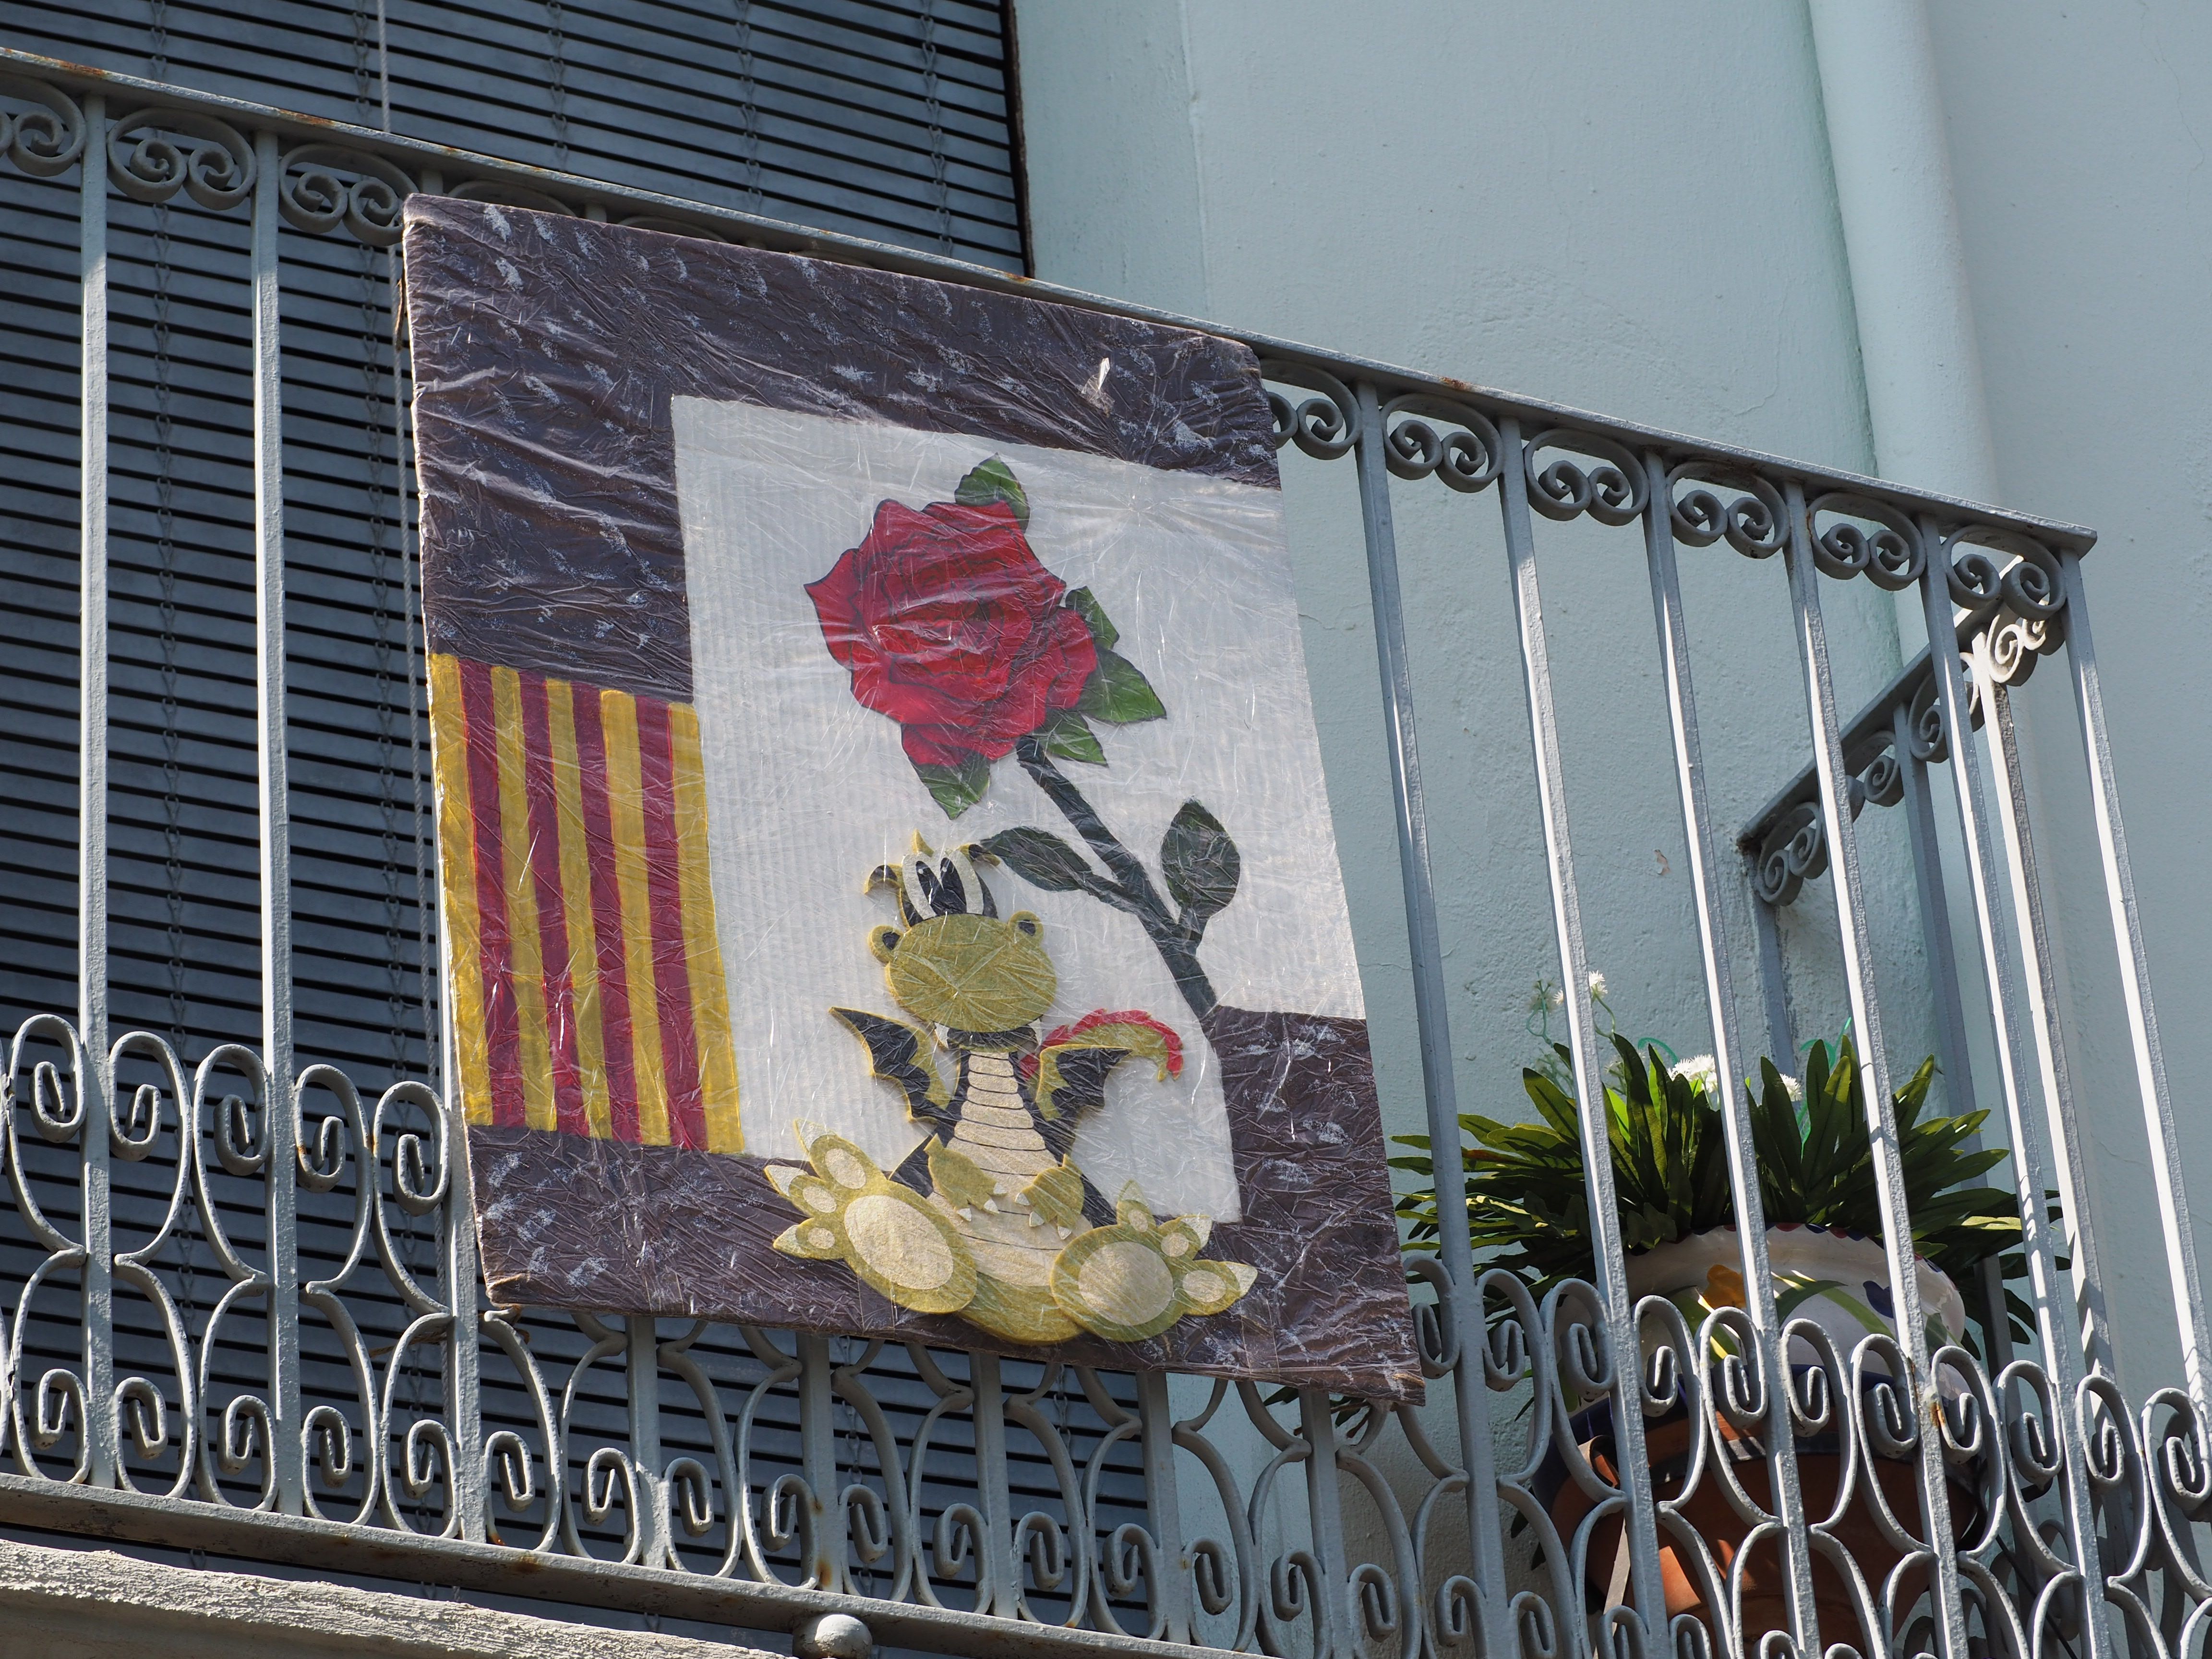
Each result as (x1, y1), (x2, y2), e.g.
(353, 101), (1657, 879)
(1393, 1026), (2035, 1638)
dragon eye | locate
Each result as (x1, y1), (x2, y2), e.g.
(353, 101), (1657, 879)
(1013, 914), (1040, 938)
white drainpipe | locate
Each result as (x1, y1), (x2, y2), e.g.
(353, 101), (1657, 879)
(1807, 0), (1999, 521)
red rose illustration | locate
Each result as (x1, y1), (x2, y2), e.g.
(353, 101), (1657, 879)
(807, 455), (1224, 1023)
(806, 497), (1097, 769)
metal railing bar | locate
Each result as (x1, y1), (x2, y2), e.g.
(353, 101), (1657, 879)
(76, 87), (119, 1496)
(1495, 417), (1670, 1638)
(242, 127), (305, 1519)
(1780, 483), (1969, 1659)
(1973, 657), (2112, 1373)
(1131, 1369), (1194, 1646)
(1891, 702), (1979, 1130)
(1640, 452), (1820, 1653)
(1914, 541), (2113, 1654)
(0, 46), (2098, 553)
(2056, 550), (2211, 1422)
(1889, 701), (2015, 1370)
(0, 1469), (1241, 1659)
(1345, 379), (1510, 1659)
(1749, 857), (1795, 1068)
(623, 1312), (669, 1570)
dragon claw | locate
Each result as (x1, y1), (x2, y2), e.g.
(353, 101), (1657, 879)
(1049, 1180), (1256, 1342)
(769, 1129), (977, 1315)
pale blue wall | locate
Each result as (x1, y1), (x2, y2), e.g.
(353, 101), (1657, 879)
(1928, 0), (2212, 1391)
(1012, 0), (1920, 1177)
(1014, 0), (2212, 1401)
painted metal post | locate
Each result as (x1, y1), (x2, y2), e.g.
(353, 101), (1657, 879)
(626, 1313), (669, 1567)
(1346, 380), (1509, 1659)
(1891, 700), (2014, 1367)
(1914, 541), (2109, 1656)
(2058, 550), (2212, 1419)
(77, 89), (117, 1493)
(1972, 657), (2114, 1372)
(1781, 487), (1966, 1659)
(251, 125), (305, 1516)
(966, 1350), (1021, 1619)
(1749, 870), (1795, 1069)
(1293, 1388), (1352, 1659)
(1640, 455), (1817, 1654)
(1135, 1369), (1194, 1645)
(1495, 420), (1666, 1637)
(798, 1330), (848, 1590)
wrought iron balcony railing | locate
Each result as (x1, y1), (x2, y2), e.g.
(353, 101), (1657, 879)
(0, 45), (2203, 1659)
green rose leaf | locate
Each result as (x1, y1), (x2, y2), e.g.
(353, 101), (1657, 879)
(954, 456), (1029, 529)
(1064, 587), (1119, 652)
(975, 826), (1096, 893)
(1078, 647), (1166, 725)
(1160, 800), (1239, 922)
(913, 752), (991, 819)
(1036, 707), (1106, 766)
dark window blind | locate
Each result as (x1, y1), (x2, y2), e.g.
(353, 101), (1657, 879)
(0, 0), (1027, 1097)
(4, 0), (1024, 268)
(0, 3), (1052, 1555)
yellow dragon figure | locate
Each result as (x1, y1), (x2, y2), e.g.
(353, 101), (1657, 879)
(764, 838), (1257, 1347)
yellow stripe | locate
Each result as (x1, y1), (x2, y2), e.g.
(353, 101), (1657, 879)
(601, 688), (670, 1147)
(428, 654), (491, 1127)
(668, 702), (742, 1154)
(546, 678), (612, 1140)
(492, 665), (556, 1133)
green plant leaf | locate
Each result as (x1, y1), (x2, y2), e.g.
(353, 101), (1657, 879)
(974, 825), (1095, 892)
(1065, 587), (1119, 652)
(954, 456), (1029, 528)
(912, 753), (991, 818)
(1035, 707), (1106, 766)
(1078, 648), (1167, 724)
(1160, 800), (1239, 922)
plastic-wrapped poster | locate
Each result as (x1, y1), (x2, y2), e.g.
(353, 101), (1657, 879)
(403, 196), (1418, 1396)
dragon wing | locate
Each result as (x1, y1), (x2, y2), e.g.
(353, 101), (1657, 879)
(1031, 1044), (1129, 1161)
(829, 1008), (950, 1129)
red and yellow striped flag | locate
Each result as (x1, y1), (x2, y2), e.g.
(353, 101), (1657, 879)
(429, 653), (742, 1153)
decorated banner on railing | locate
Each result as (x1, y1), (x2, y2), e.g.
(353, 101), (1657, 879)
(405, 196), (1417, 1395)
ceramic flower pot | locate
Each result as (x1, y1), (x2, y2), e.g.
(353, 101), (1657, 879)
(1541, 1226), (1973, 1643)
(1625, 1224), (1968, 1368)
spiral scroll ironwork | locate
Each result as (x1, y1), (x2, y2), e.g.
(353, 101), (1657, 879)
(1381, 393), (1503, 493)
(280, 144), (416, 247)
(1806, 494), (1925, 591)
(107, 107), (255, 212)
(1525, 429), (1648, 526)
(1259, 361), (1360, 461)
(0, 949), (2191, 1639)
(1667, 465), (1788, 559)
(0, 72), (85, 178)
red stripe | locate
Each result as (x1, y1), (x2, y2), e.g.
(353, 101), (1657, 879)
(573, 685), (640, 1143)
(458, 658), (524, 1130)
(520, 672), (587, 1138)
(634, 696), (705, 1151)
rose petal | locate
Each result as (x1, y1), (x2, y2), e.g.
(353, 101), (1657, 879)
(810, 493), (1084, 756)
(902, 721), (1014, 766)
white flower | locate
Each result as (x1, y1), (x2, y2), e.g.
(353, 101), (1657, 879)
(1779, 1072), (1803, 1102)
(1678, 1054), (1720, 1096)
(1587, 971), (1607, 999)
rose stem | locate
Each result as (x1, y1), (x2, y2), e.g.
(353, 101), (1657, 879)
(1014, 735), (1218, 1024)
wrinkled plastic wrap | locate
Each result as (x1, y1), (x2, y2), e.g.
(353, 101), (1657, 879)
(403, 195), (1419, 1397)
